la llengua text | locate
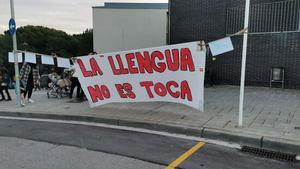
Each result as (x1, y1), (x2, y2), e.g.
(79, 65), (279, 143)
(77, 48), (197, 103)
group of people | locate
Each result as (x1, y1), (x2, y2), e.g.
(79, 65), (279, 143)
(47, 66), (84, 101)
(0, 63), (39, 106)
(1, 60), (85, 106)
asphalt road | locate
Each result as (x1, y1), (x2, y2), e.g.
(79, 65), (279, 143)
(0, 118), (298, 169)
(0, 137), (163, 169)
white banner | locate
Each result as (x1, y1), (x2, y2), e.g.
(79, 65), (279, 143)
(74, 42), (206, 111)
(8, 52), (23, 63)
(57, 57), (71, 68)
(41, 55), (54, 65)
(25, 52), (37, 64)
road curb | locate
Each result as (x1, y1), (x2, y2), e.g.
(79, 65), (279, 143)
(262, 136), (300, 155)
(0, 111), (299, 155)
(201, 128), (262, 148)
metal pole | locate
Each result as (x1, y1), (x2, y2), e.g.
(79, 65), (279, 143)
(10, 0), (21, 106)
(238, 0), (250, 127)
(167, 0), (171, 45)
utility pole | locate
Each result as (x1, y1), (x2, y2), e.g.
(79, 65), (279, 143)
(9, 0), (21, 106)
(238, 0), (251, 127)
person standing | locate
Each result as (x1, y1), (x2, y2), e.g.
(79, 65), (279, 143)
(69, 65), (83, 100)
(34, 67), (41, 91)
(0, 67), (12, 101)
(20, 63), (39, 106)
(0, 70), (4, 101)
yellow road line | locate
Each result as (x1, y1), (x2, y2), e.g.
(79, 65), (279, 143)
(165, 142), (205, 169)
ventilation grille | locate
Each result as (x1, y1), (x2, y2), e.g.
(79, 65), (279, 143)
(241, 146), (296, 162)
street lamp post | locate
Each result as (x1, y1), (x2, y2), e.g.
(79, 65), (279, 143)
(238, 0), (251, 127)
(10, 0), (21, 106)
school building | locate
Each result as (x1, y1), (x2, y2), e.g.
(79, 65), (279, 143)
(169, 0), (300, 88)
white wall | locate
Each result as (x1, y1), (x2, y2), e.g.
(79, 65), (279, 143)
(93, 7), (167, 53)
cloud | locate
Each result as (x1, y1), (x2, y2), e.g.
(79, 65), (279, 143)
(0, 0), (167, 34)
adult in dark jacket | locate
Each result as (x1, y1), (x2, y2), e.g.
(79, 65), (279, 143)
(0, 67), (12, 101)
(69, 65), (82, 100)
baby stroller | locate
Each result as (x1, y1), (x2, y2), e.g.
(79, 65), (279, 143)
(47, 71), (71, 99)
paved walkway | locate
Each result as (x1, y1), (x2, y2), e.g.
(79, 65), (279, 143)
(0, 85), (299, 154)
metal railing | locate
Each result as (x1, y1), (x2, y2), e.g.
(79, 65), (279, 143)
(226, 0), (300, 34)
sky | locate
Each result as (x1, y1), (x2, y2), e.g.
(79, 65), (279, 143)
(0, 0), (167, 35)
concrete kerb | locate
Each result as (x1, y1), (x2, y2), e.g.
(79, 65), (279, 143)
(0, 111), (120, 126)
(201, 128), (300, 155)
(0, 111), (299, 155)
(201, 128), (262, 148)
(262, 136), (300, 155)
(0, 111), (202, 137)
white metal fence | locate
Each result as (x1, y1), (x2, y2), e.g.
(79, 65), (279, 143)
(226, 0), (300, 34)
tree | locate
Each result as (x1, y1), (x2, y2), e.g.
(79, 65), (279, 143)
(73, 29), (93, 56)
(0, 25), (93, 75)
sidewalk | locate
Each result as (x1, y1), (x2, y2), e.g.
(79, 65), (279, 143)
(0, 85), (300, 154)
